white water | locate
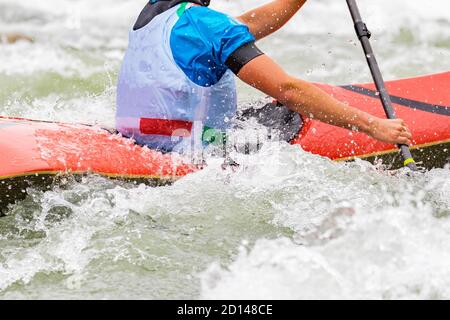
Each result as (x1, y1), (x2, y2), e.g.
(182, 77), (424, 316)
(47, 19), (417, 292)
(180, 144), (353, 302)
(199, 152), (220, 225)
(0, 0), (449, 299)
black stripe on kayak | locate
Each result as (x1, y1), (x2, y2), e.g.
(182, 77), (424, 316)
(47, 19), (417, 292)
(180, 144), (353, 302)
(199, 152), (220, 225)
(341, 85), (450, 117)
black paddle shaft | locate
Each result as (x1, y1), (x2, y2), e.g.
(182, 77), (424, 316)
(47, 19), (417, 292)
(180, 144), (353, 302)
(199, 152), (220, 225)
(346, 0), (418, 171)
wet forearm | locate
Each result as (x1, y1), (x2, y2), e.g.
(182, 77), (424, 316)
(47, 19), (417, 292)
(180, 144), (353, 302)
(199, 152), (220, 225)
(237, 0), (307, 40)
(280, 79), (374, 134)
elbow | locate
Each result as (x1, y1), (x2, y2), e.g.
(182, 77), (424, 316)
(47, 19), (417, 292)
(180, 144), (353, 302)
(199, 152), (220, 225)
(277, 77), (316, 118)
(278, 78), (304, 107)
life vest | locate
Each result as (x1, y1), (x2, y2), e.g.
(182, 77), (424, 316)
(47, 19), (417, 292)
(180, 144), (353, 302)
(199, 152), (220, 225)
(116, 3), (237, 154)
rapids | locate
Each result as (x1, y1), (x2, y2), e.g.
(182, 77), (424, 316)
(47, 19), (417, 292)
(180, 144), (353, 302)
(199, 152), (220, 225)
(0, 0), (449, 299)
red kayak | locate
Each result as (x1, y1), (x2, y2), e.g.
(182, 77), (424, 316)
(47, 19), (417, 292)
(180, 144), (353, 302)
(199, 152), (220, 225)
(298, 71), (450, 167)
(1, 71), (449, 213)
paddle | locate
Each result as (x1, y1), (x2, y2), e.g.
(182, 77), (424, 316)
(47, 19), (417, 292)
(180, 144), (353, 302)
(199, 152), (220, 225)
(346, 0), (418, 171)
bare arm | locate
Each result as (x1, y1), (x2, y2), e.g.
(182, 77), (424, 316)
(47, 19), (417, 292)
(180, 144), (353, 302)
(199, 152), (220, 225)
(237, 0), (307, 41)
(238, 55), (412, 145)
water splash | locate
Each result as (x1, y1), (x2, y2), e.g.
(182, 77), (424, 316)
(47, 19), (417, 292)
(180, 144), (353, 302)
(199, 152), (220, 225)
(201, 164), (450, 300)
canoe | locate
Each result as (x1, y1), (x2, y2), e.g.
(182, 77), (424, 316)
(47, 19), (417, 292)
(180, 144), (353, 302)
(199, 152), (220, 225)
(1, 71), (449, 213)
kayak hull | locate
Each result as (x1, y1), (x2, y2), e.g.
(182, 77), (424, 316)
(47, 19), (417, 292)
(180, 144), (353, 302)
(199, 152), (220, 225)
(1, 71), (449, 213)
(0, 119), (197, 212)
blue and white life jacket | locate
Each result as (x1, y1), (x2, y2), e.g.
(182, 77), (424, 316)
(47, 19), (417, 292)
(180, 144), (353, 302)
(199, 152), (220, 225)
(116, 2), (254, 154)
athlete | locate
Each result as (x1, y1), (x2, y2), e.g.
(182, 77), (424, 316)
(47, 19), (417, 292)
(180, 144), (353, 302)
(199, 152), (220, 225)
(116, 0), (412, 156)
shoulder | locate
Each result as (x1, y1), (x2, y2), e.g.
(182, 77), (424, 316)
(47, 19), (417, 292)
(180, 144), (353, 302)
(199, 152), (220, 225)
(170, 6), (255, 86)
(183, 6), (243, 28)
(173, 6), (251, 44)
(172, 6), (255, 61)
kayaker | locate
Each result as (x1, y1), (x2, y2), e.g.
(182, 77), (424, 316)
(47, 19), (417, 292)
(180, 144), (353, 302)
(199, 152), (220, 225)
(116, 0), (412, 157)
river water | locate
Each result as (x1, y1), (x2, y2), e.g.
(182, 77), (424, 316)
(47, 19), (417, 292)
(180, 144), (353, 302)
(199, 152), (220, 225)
(0, 0), (449, 299)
